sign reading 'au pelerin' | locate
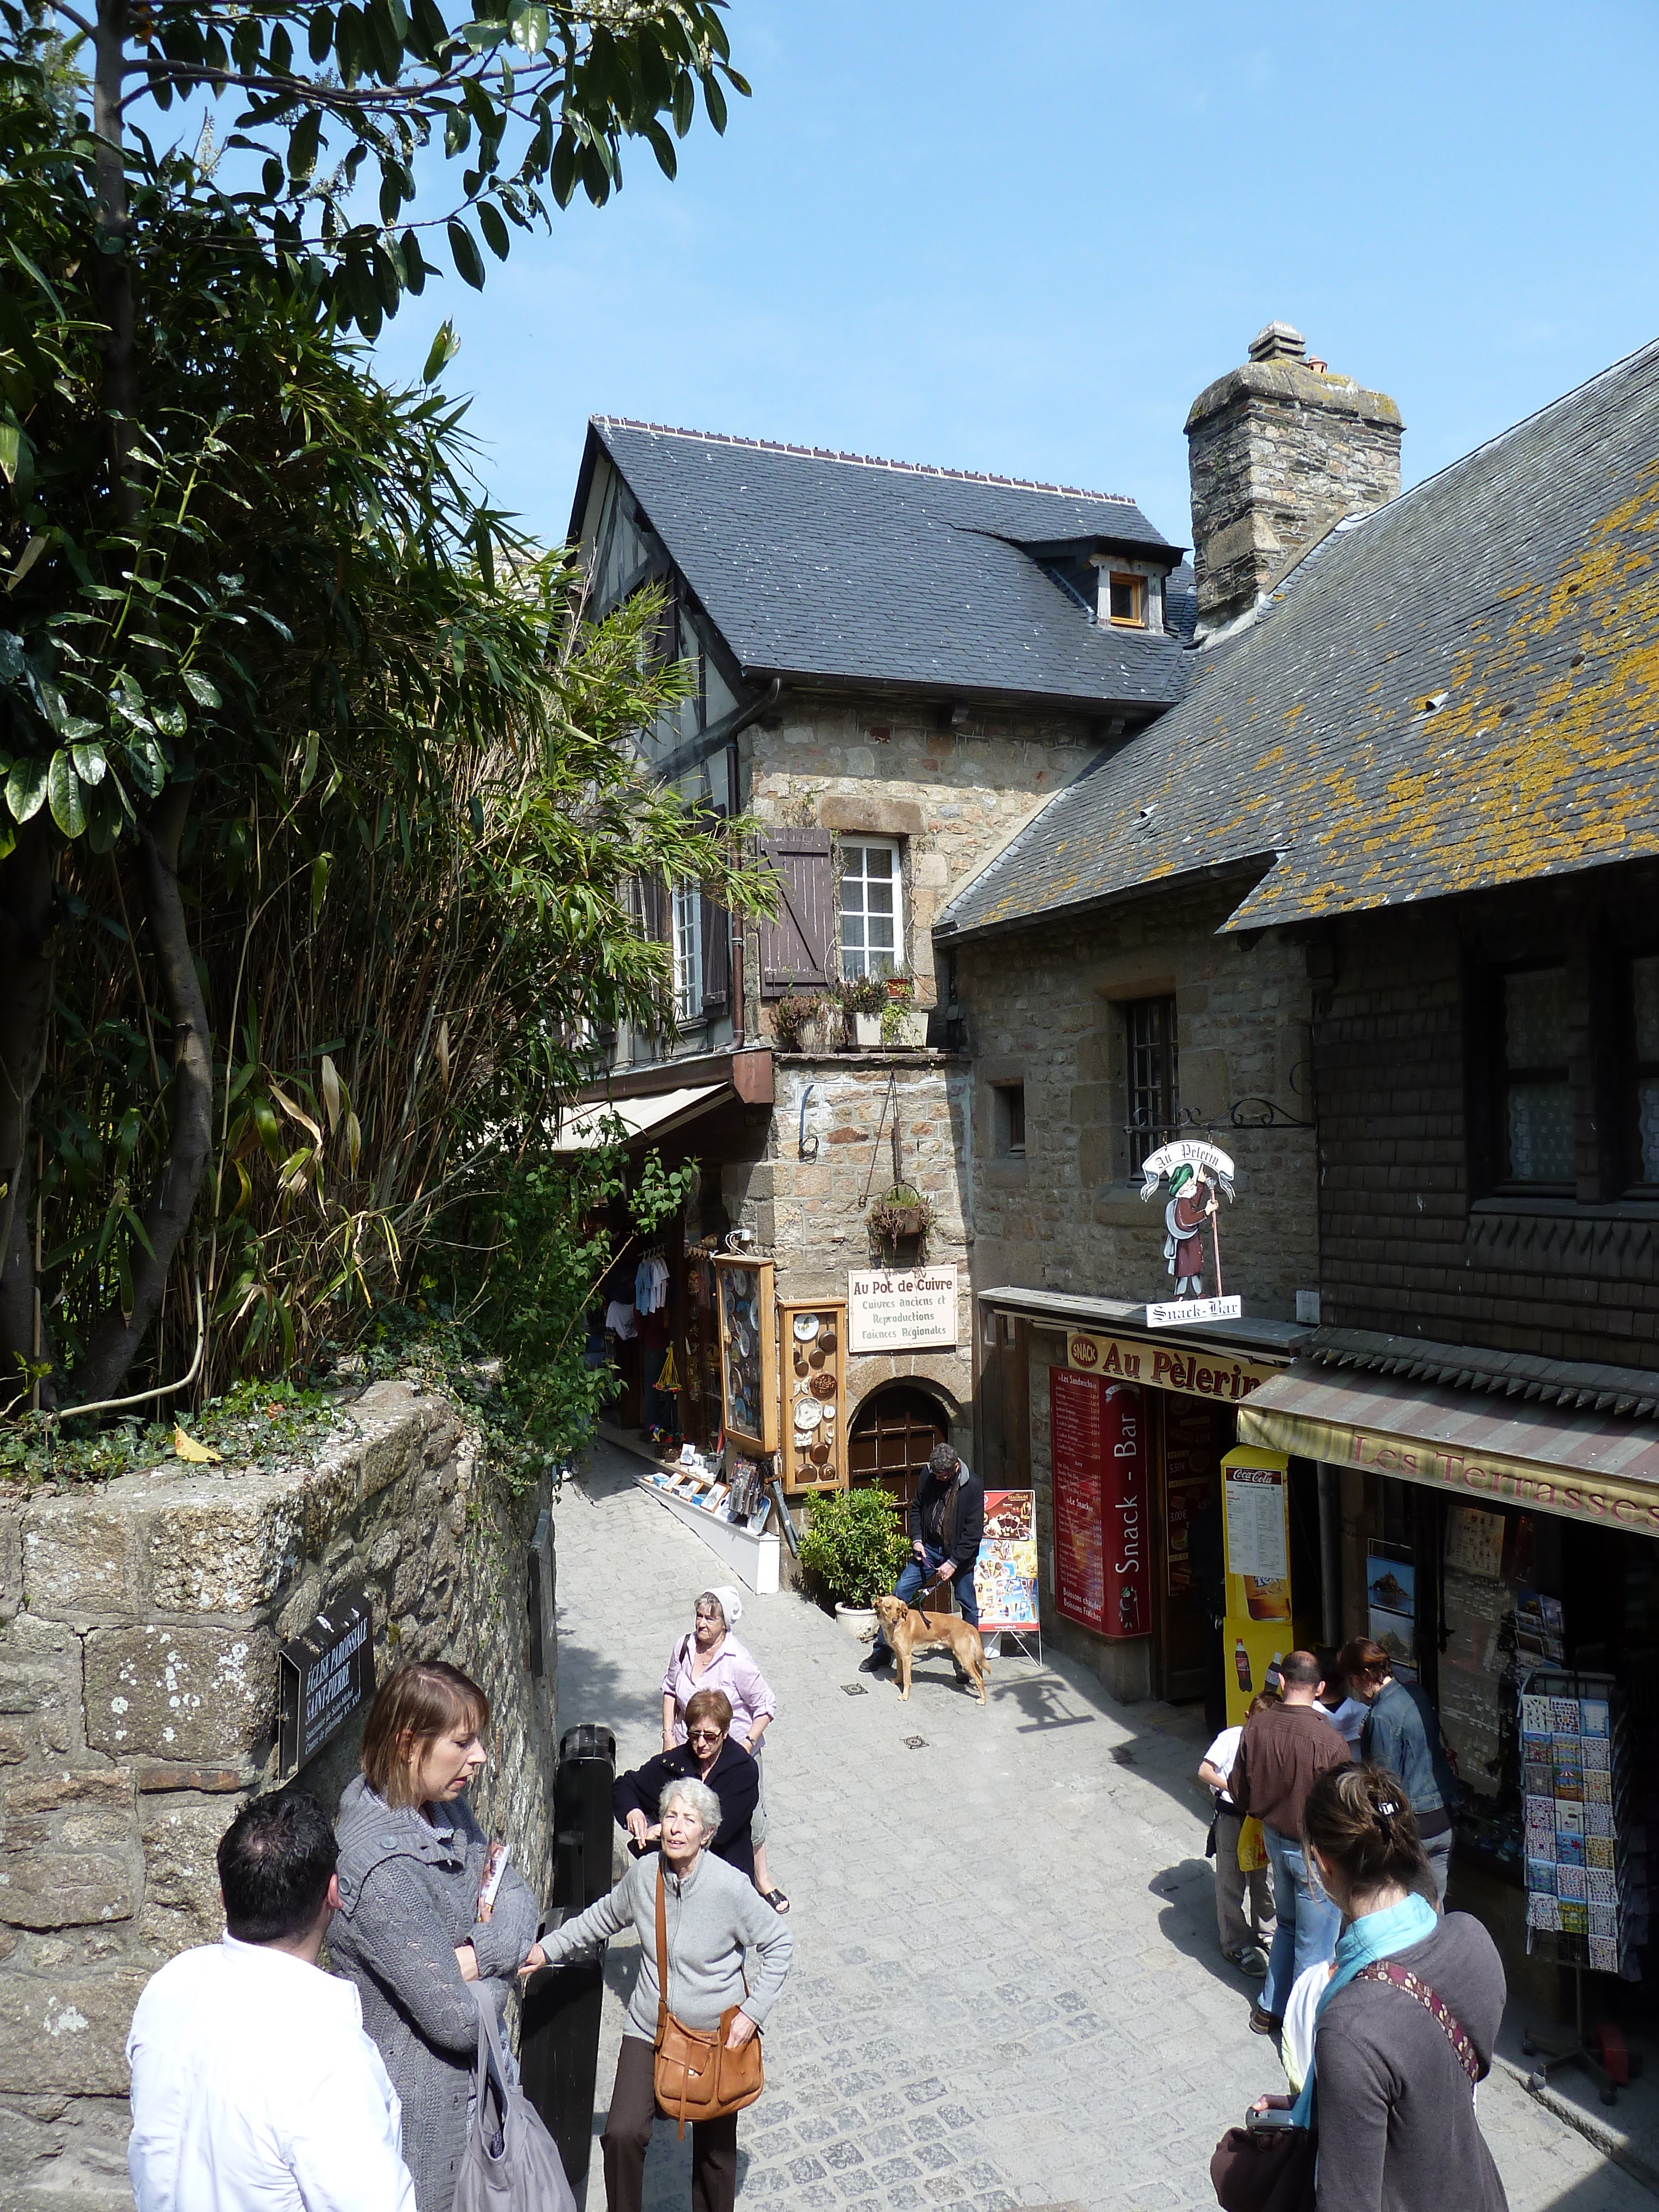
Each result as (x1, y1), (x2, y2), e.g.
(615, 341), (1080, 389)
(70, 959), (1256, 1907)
(847, 1265), (959, 1353)
(278, 1588), (375, 1780)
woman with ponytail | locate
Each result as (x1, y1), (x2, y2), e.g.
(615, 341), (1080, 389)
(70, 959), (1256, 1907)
(1261, 1762), (1508, 2209)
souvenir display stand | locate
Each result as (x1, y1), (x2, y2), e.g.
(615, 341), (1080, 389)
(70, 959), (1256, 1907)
(778, 1298), (848, 1495)
(1519, 1667), (1636, 2104)
(714, 1255), (778, 1457)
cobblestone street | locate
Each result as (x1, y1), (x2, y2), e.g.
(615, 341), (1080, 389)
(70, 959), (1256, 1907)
(555, 1444), (1652, 2212)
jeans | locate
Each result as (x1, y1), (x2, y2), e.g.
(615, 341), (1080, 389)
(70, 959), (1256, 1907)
(1424, 1827), (1453, 1906)
(1261, 1824), (1342, 2019)
(874, 1545), (979, 1648)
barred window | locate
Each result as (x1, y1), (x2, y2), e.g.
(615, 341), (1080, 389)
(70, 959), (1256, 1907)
(1125, 997), (1178, 1175)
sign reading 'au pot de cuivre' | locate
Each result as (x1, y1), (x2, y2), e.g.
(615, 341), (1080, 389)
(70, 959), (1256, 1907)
(278, 1588), (375, 1779)
(847, 1265), (958, 1353)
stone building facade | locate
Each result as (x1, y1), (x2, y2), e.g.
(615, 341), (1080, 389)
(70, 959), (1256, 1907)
(562, 419), (1192, 1497)
(0, 1383), (558, 2210)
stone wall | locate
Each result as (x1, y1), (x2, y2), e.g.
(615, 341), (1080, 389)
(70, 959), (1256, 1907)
(957, 877), (1321, 1323)
(719, 1051), (976, 1448)
(0, 1381), (557, 2210)
(744, 693), (1102, 1015)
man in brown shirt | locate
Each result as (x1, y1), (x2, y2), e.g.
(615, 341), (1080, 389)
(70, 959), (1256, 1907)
(1228, 1649), (1350, 2033)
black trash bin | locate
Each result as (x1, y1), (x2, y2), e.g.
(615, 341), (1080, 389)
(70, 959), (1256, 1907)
(520, 1723), (617, 2201)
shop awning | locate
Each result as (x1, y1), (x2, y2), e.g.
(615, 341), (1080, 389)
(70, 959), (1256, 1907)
(1237, 1361), (1659, 1536)
(550, 1083), (732, 1152)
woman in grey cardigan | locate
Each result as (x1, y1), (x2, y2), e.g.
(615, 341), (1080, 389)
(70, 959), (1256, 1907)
(330, 1661), (545, 2212)
(540, 1775), (791, 2212)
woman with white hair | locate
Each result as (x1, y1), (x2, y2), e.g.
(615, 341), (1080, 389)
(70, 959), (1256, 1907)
(660, 1587), (787, 1912)
(536, 1775), (792, 2212)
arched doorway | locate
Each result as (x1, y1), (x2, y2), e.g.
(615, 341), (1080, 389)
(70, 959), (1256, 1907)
(848, 1384), (950, 1512)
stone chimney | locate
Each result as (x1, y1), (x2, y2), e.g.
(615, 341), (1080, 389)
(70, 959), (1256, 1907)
(1185, 322), (1402, 635)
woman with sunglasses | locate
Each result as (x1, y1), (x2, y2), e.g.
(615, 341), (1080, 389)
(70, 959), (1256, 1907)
(660, 1587), (786, 1910)
(613, 1688), (759, 1881)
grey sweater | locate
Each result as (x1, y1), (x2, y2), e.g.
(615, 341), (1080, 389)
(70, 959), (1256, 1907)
(1314, 1913), (1509, 2212)
(328, 1776), (540, 2212)
(540, 1848), (791, 2043)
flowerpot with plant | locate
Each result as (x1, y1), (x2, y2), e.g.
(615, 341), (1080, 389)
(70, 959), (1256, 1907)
(869, 1182), (935, 1248)
(772, 989), (826, 1053)
(799, 1485), (911, 1611)
(837, 971), (888, 1050)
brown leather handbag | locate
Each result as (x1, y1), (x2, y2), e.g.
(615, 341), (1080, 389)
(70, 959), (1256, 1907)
(652, 1863), (764, 2137)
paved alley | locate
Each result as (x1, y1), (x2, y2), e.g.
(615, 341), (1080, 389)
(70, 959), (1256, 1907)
(552, 1444), (1652, 2212)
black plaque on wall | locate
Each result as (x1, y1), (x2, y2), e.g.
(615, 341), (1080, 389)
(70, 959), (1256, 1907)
(278, 1589), (375, 1779)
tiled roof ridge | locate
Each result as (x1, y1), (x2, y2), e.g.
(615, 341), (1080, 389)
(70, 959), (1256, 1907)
(593, 415), (1138, 505)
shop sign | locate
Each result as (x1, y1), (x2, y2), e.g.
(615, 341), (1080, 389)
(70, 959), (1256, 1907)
(1239, 1401), (1659, 1541)
(847, 1264), (958, 1353)
(278, 1588), (374, 1780)
(1050, 1369), (1147, 1640)
(978, 1490), (1040, 1633)
(1066, 1328), (1275, 1403)
(1138, 1140), (1242, 1327)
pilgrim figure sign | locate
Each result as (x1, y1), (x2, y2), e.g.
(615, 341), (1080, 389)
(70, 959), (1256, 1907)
(1138, 1139), (1243, 1328)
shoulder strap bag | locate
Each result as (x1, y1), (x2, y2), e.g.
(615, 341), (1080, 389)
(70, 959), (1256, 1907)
(1210, 1960), (1480, 2212)
(653, 1861), (764, 2138)
(453, 1985), (577, 2212)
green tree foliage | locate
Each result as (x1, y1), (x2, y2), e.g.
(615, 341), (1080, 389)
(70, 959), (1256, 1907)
(0, 19), (768, 1410)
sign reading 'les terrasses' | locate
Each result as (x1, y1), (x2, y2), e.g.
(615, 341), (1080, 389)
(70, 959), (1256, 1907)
(848, 1265), (958, 1353)
(278, 1588), (375, 1780)
(1066, 1329), (1276, 1404)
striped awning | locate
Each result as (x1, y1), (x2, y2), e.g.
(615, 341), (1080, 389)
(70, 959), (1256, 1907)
(1237, 1361), (1659, 1538)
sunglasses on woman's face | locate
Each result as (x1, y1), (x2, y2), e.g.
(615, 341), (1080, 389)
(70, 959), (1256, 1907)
(687, 1727), (723, 1744)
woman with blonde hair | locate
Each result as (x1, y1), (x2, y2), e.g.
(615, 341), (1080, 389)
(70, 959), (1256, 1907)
(330, 1661), (545, 2212)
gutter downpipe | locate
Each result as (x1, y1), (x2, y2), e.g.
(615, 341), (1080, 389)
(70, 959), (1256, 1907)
(724, 679), (782, 1048)
(1317, 1462), (1342, 1647)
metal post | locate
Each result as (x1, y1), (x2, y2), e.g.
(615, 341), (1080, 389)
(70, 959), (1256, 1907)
(519, 1724), (617, 2200)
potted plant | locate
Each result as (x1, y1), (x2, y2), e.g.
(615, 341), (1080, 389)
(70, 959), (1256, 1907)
(772, 988), (825, 1053)
(838, 971), (889, 1048)
(799, 1485), (911, 1629)
(869, 1182), (935, 1249)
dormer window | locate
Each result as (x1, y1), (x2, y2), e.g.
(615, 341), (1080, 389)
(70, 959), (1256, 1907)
(1108, 573), (1146, 628)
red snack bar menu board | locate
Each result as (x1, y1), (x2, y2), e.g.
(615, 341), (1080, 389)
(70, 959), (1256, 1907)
(1050, 1368), (1147, 1640)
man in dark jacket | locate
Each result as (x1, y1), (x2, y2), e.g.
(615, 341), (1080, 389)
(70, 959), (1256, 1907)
(862, 1443), (985, 1672)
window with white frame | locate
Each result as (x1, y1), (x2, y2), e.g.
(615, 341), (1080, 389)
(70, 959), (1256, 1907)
(839, 839), (903, 978)
(672, 882), (703, 1022)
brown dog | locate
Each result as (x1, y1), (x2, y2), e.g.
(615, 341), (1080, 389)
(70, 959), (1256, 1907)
(872, 1593), (989, 1704)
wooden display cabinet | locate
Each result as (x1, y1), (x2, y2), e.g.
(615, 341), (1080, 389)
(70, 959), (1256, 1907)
(779, 1298), (848, 1494)
(714, 1255), (778, 1455)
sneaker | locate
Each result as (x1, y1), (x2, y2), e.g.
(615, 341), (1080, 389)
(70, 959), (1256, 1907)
(859, 1645), (893, 1673)
(1239, 1947), (1269, 1980)
(1249, 2002), (1282, 2037)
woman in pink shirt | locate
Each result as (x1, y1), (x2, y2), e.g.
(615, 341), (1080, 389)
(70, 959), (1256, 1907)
(662, 1588), (786, 1912)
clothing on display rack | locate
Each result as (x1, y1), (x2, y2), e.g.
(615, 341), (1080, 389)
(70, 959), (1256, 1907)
(604, 1300), (638, 1340)
(634, 1251), (671, 1314)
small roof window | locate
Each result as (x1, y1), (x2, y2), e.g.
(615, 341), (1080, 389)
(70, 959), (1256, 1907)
(1108, 573), (1146, 628)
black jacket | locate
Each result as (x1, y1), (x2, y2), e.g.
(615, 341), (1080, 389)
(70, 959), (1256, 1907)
(611, 1737), (759, 1885)
(909, 1461), (984, 1569)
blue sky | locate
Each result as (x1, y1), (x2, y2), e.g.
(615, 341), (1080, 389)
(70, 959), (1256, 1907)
(369, 0), (1659, 550)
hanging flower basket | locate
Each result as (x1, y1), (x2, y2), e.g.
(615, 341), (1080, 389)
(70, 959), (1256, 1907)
(869, 1184), (935, 1246)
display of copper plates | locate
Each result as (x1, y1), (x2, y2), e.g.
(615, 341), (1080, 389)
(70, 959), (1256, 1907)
(793, 1353), (809, 1375)
(818, 1328), (837, 1352)
(810, 1443), (830, 1465)
(810, 1372), (836, 1400)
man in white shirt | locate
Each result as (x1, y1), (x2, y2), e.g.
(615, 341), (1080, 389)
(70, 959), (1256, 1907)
(128, 1788), (416, 2212)
(1198, 1697), (1276, 1979)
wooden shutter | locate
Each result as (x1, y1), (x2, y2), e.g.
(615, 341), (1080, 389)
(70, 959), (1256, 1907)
(757, 829), (833, 996)
(638, 873), (669, 943)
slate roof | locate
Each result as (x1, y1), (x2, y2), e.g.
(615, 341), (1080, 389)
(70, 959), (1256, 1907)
(574, 421), (1191, 712)
(938, 335), (1659, 940)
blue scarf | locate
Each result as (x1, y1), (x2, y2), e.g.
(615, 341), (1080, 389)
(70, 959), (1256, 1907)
(1290, 1891), (1438, 2127)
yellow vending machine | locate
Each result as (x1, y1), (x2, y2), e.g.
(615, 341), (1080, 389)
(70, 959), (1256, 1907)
(1221, 1446), (1317, 1723)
